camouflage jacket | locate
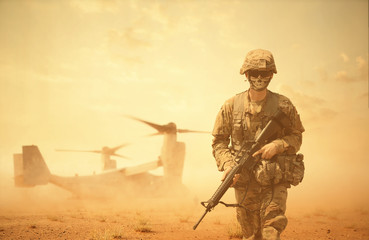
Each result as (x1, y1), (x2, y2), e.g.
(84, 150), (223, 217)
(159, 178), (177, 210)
(212, 89), (305, 171)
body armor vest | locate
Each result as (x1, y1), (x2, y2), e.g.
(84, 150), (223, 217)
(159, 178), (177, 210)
(229, 90), (304, 187)
(231, 90), (283, 154)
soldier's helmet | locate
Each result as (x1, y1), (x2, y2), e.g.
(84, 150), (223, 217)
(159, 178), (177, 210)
(239, 49), (277, 75)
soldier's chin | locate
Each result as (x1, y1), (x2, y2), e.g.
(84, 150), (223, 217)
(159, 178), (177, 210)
(248, 79), (270, 92)
(251, 84), (268, 92)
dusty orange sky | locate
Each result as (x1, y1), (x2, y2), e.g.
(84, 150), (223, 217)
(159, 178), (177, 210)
(0, 0), (368, 210)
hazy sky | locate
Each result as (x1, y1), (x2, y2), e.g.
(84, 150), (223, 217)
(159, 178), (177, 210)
(0, 0), (368, 208)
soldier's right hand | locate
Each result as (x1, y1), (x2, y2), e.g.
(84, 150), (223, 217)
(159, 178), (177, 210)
(221, 167), (240, 187)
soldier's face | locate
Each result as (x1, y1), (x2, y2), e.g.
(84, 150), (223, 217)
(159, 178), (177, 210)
(246, 70), (273, 91)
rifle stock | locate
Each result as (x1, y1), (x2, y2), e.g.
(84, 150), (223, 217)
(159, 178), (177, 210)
(193, 110), (290, 230)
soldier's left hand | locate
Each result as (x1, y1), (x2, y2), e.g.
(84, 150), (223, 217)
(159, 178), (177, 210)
(221, 167), (240, 187)
(252, 142), (279, 159)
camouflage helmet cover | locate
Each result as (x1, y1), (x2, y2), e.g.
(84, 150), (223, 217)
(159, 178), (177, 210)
(240, 49), (277, 75)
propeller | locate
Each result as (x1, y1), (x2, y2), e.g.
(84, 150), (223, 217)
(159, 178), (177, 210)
(56, 143), (130, 159)
(124, 115), (210, 135)
(177, 129), (210, 134)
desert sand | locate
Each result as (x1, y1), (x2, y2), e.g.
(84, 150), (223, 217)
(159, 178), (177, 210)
(0, 186), (368, 240)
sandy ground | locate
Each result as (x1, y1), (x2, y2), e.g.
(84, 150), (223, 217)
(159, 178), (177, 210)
(0, 192), (368, 240)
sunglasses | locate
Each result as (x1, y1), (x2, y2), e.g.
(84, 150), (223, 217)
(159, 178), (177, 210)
(248, 70), (273, 78)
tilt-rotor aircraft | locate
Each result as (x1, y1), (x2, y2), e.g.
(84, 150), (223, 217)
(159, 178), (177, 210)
(13, 117), (209, 199)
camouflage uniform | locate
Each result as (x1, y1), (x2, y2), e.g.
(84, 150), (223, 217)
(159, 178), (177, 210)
(212, 50), (304, 240)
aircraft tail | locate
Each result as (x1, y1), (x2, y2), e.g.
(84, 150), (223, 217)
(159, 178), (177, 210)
(13, 145), (51, 187)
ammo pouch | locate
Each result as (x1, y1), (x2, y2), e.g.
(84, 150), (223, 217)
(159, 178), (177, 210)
(254, 153), (304, 186)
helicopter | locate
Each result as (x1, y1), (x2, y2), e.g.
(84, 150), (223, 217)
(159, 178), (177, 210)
(13, 116), (210, 199)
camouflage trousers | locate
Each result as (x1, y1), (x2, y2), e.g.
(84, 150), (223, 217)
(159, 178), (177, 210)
(235, 179), (288, 240)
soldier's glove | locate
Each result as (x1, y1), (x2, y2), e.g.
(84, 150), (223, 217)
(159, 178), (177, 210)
(252, 139), (287, 160)
(221, 167), (240, 187)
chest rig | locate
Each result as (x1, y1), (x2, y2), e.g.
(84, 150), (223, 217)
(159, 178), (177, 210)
(231, 90), (281, 155)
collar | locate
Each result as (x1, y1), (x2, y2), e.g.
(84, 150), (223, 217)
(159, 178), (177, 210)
(242, 90), (276, 116)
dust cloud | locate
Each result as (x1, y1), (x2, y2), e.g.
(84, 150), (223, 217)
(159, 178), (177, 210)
(0, 168), (197, 215)
(1, 132), (369, 216)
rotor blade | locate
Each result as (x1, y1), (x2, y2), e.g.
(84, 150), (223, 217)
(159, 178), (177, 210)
(112, 153), (130, 159)
(110, 143), (130, 152)
(177, 129), (211, 134)
(55, 149), (102, 154)
(145, 132), (164, 137)
(124, 115), (167, 133)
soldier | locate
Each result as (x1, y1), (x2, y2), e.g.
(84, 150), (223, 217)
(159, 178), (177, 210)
(212, 49), (305, 240)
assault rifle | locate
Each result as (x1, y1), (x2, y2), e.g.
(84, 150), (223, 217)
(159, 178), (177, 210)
(193, 109), (290, 230)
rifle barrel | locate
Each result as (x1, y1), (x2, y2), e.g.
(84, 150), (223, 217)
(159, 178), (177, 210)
(193, 209), (209, 230)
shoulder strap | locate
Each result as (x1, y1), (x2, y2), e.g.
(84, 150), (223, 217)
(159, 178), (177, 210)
(263, 90), (280, 116)
(233, 91), (247, 118)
